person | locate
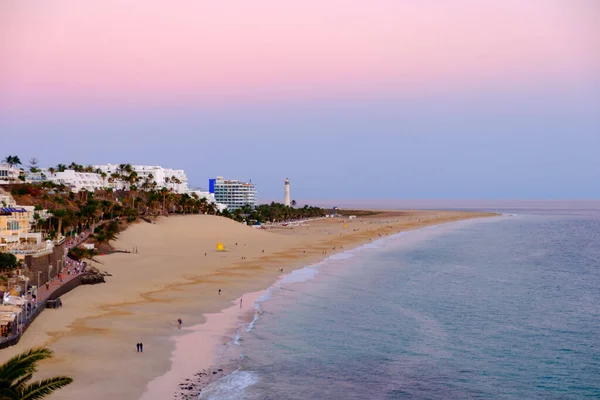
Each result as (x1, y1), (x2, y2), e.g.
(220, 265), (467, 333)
(218, 289), (221, 295)
(240, 298), (243, 308)
(139, 342), (143, 352)
(45, 283), (49, 290)
(136, 343), (140, 352)
(178, 318), (182, 328)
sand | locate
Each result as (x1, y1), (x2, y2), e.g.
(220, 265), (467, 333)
(0, 210), (496, 399)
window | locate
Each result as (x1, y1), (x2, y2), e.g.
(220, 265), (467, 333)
(7, 221), (19, 231)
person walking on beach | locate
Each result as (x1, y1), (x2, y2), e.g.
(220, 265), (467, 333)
(178, 318), (182, 328)
(136, 343), (140, 352)
(240, 298), (243, 308)
(218, 289), (221, 295)
(139, 342), (143, 352)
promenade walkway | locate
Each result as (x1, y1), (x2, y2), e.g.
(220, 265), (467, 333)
(0, 230), (93, 347)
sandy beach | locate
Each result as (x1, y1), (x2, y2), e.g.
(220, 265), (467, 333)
(0, 210), (495, 399)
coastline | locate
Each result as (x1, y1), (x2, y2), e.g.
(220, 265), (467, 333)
(152, 213), (504, 399)
(0, 210), (497, 399)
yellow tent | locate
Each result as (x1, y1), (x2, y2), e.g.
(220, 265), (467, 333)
(216, 243), (224, 251)
(343, 224), (348, 229)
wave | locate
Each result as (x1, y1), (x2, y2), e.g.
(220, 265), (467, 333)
(198, 370), (259, 400)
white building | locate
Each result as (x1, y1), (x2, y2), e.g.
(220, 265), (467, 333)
(188, 189), (228, 213)
(209, 177), (256, 210)
(46, 170), (106, 193)
(93, 164), (189, 193)
(0, 163), (20, 183)
(0, 189), (42, 252)
(188, 189), (216, 203)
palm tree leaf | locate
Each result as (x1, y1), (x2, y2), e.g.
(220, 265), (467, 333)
(0, 387), (20, 400)
(19, 377), (73, 400)
(12, 373), (33, 390)
(0, 348), (53, 383)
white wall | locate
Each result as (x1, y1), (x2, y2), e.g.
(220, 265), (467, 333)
(46, 170), (106, 193)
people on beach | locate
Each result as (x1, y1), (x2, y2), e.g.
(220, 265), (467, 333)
(240, 298), (243, 308)
(178, 318), (182, 328)
(136, 343), (140, 352)
(218, 289), (221, 295)
(140, 342), (143, 352)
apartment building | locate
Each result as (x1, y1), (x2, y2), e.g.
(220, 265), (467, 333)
(209, 177), (256, 210)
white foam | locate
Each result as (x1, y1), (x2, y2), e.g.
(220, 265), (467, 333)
(198, 370), (259, 400)
(280, 266), (320, 284)
(326, 252), (356, 261)
(232, 331), (241, 345)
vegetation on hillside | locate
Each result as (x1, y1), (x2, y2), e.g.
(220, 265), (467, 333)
(0, 347), (73, 399)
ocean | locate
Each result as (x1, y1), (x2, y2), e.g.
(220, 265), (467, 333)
(199, 208), (600, 399)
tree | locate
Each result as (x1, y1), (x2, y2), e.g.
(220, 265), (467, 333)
(0, 253), (18, 271)
(28, 158), (39, 173)
(2, 156), (21, 169)
(0, 347), (73, 399)
(291, 200), (297, 207)
(50, 209), (68, 239)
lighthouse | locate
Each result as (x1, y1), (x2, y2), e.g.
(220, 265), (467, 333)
(284, 178), (291, 207)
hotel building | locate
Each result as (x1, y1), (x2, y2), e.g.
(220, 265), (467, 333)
(46, 170), (106, 193)
(93, 164), (189, 193)
(0, 163), (20, 183)
(0, 190), (41, 252)
(209, 177), (256, 210)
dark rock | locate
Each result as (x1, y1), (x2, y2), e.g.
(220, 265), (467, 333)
(218, 368), (223, 371)
(212, 371), (217, 374)
(80, 273), (105, 285)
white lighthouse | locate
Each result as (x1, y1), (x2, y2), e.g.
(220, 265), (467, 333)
(284, 178), (291, 207)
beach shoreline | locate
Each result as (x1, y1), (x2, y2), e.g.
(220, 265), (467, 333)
(0, 210), (497, 400)
(152, 213), (503, 399)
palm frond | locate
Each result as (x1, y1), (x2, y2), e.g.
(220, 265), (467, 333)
(0, 348), (53, 383)
(12, 373), (33, 390)
(0, 387), (20, 400)
(19, 377), (73, 400)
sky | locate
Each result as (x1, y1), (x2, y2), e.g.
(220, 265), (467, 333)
(1, 0), (599, 200)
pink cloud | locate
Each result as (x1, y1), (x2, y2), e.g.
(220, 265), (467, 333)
(0, 0), (597, 111)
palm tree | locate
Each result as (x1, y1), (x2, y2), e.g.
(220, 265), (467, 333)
(3, 155), (22, 169)
(0, 347), (73, 399)
(51, 209), (68, 239)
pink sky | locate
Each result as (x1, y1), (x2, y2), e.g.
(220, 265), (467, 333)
(0, 0), (598, 111)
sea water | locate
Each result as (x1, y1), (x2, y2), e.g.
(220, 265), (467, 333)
(200, 209), (600, 399)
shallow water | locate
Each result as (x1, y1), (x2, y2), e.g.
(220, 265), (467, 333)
(200, 211), (600, 399)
